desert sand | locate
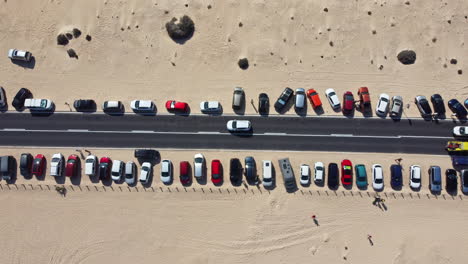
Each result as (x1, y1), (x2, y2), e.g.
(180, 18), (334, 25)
(0, 0), (467, 117)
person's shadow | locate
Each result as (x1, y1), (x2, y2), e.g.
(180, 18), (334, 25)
(313, 218), (319, 226)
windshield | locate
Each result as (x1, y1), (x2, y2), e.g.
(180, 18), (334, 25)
(86, 158), (94, 163)
(52, 158), (60, 162)
(344, 177), (352, 183)
(263, 177), (271, 182)
(329, 92), (336, 97)
(195, 158), (203, 163)
(111, 171), (119, 176)
(213, 173), (220, 179)
(301, 175), (308, 180)
(142, 167), (149, 172)
(161, 172), (169, 177)
(412, 177), (421, 183)
(381, 97), (389, 102)
(68, 159), (75, 164)
(375, 178), (383, 184)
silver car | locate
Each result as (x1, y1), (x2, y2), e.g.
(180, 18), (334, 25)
(160, 159), (172, 184)
(390, 96), (403, 117)
(295, 88), (306, 109)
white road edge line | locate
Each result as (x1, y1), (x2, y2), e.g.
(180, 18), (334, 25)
(3, 128), (26, 131)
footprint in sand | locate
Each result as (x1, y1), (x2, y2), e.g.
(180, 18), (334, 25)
(322, 233), (330, 243)
(309, 246), (318, 255)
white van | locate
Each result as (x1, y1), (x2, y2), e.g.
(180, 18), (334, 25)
(262, 160), (273, 187)
(85, 155), (97, 176)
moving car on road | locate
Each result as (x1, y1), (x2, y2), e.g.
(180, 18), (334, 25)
(355, 164), (367, 188)
(131, 100), (155, 112)
(179, 161), (191, 185)
(445, 169), (457, 193)
(306, 89), (322, 109)
(294, 88), (306, 110)
(342, 92), (355, 115)
(200, 101), (221, 114)
(227, 120), (251, 132)
(429, 166), (442, 193)
(211, 159), (222, 184)
(165, 100), (188, 112)
(139, 162), (152, 184)
(314, 162), (324, 185)
(390, 96), (403, 117)
(341, 159), (352, 186)
(8, 49), (32, 61)
(390, 164), (402, 189)
(12, 88), (32, 109)
(32, 154), (46, 177)
(85, 155), (97, 177)
(300, 164), (310, 186)
(274, 87), (294, 112)
(414, 95), (432, 118)
(160, 159), (172, 184)
(453, 126), (468, 137)
(193, 153), (205, 180)
(375, 94), (390, 117)
(50, 153), (64, 177)
(372, 164), (384, 190)
(430, 94), (446, 117)
(448, 99), (467, 118)
(65, 155), (80, 177)
(325, 89), (340, 110)
(230, 158), (243, 185)
(258, 93), (269, 115)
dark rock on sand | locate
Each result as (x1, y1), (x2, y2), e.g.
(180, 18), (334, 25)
(67, 49), (78, 59)
(397, 50), (416, 65)
(73, 28), (82, 38)
(238, 58), (249, 70)
(166, 15), (195, 42)
(57, 34), (69, 45)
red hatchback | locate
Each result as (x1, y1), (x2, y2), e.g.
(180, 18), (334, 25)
(306, 89), (322, 108)
(211, 159), (222, 184)
(342, 91), (355, 115)
(341, 159), (353, 186)
(65, 155), (80, 177)
(165, 100), (188, 112)
(32, 154), (45, 177)
(180, 161), (191, 185)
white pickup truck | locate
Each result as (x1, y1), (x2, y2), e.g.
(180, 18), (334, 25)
(8, 49), (32, 62)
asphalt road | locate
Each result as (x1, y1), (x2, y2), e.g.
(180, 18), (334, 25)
(0, 113), (457, 154)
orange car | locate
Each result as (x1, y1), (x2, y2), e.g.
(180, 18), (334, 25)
(357, 87), (371, 110)
(306, 89), (322, 108)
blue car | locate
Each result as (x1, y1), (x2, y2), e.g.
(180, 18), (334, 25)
(355, 164), (368, 188)
(390, 164), (402, 189)
(448, 99), (467, 118)
(429, 166), (442, 193)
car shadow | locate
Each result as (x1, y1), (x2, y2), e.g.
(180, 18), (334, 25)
(30, 103), (56, 117)
(312, 106), (324, 116)
(104, 105), (125, 116)
(229, 128), (254, 138)
(11, 56), (36, 69)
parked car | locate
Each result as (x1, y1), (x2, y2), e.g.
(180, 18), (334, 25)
(372, 164), (384, 190)
(453, 126), (468, 137)
(461, 169), (468, 193)
(179, 161), (191, 185)
(342, 92), (355, 115)
(85, 155), (97, 177)
(99, 157), (112, 180)
(65, 155), (80, 177)
(390, 96), (403, 117)
(295, 88), (306, 110)
(211, 159), (222, 184)
(125, 161), (136, 185)
(355, 164), (368, 188)
(0, 87), (6, 109)
(226, 120), (251, 132)
(244, 156), (257, 184)
(19, 153), (32, 176)
(325, 88), (340, 109)
(414, 96), (432, 118)
(430, 94), (446, 117)
(429, 166), (442, 193)
(110, 160), (124, 181)
(165, 100), (188, 112)
(50, 153), (64, 177)
(258, 93), (269, 115)
(24, 98), (53, 111)
(340, 159), (352, 186)
(375, 93), (390, 117)
(0, 156), (14, 181)
(306, 89), (322, 109)
(390, 164), (402, 189)
(160, 159), (172, 184)
(409, 165), (422, 189)
(314, 162), (324, 184)
(193, 153), (205, 179)
(102, 101), (123, 113)
(200, 101), (221, 113)
(8, 49), (32, 61)
(230, 158), (243, 185)
(445, 169), (457, 193)
(299, 164), (310, 185)
(134, 149), (159, 160)
(73, 99), (96, 112)
(448, 99), (467, 118)
(32, 154), (46, 177)
(327, 163), (339, 188)
(274, 87), (294, 112)
(232, 87), (244, 110)
(139, 162), (152, 184)
(262, 160), (273, 187)
(357, 87), (371, 111)
(12, 88), (32, 109)
(131, 100), (155, 112)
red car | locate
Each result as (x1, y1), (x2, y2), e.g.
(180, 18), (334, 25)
(211, 159), (222, 184)
(165, 100), (188, 112)
(180, 161), (191, 185)
(342, 91), (355, 115)
(65, 154), (80, 177)
(341, 159), (353, 186)
(306, 89), (322, 108)
(31, 154), (45, 177)
(99, 157), (112, 180)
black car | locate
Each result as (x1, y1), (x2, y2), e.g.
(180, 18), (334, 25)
(327, 163), (339, 189)
(448, 99), (467, 118)
(12, 88), (32, 109)
(230, 158), (243, 185)
(390, 164), (402, 189)
(274, 87), (294, 112)
(430, 94), (446, 116)
(414, 95), (432, 118)
(19, 153), (32, 176)
(244, 156), (257, 184)
(258, 93), (269, 115)
(0, 86), (6, 109)
(74, 99), (96, 112)
(445, 169), (458, 193)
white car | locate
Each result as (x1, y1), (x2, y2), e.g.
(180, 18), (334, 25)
(325, 88), (340, 109)
(139, 162), (152, 184)
(24, 98), (53, 111)
(372, 164), (384, 190)
(200, 101), (221, 113)
(262, 160), (273, 187)
(50, 153), (64, 177)
(8, 49), (32, 61)
(193, 153), (205, 179)
(376, 93), (390, 117)
(111, 160), (124, 182)
(409, 165), (421, 189)
(453, 126), (468, 137)
(125, 161), (136, 185)
(300, 164), (310, 185)
(314, 162), (324, 184)
(160, 159), (172, 184)
(130, 100), (155, 112)
(85, 155), (97, 176)
(227, 120), (251, 132)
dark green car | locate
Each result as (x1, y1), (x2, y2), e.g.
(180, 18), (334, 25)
(355, 164), (368, 188)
